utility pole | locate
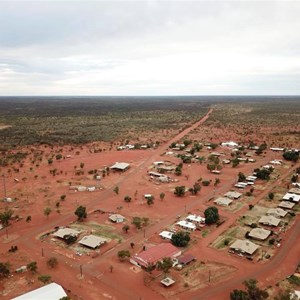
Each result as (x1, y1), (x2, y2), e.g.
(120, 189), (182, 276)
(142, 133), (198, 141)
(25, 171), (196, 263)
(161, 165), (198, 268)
(2, 174), (7, 199)
(80, 265), (83, 278)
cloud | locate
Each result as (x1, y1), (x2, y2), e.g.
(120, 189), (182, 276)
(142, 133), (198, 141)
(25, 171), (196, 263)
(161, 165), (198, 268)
(0, 1), (300, 95)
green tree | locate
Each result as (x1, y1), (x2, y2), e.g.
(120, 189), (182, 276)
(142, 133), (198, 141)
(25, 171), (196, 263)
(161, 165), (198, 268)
(232, 158), (240, 168)
(230, 289), (249, 300)
(147, 197), (154, 206)
(74, 205), (87, 221)
(214, 178), (220, 186)
(0, 208), (14, 227)
(132, 217), (142, 229)
(26, 215), (31, 222)
(122, 224), (130, 233)
(0, 262), (10, 279)
(159, 192), (165, 201)
(27, 261), (37, 273)
(204, 206), (220, 225)
(60, 195), (66, 201)
(44, 207), (52, 219)
(171, 231), (190, 247)
(174, 186), (186, 197)
(38, 274), (51, 284)
(56, 154), (62, 160)
(113, 186), (119, 194)
(268, 192), (274, 200)
(244, 279), (268, 300)
(283, 150), (299, 162)
(80, 162), (85, 168)
(238, 172), (246, 182)
(175, 166), (182, 176)
(274, 289), (298, 300)
(255, 168), (272, 180)
(189, 182), (201, 195)
(124, 195), (132, 203)
(157, 257), (173, 277)
(47, 257), (58, 268)
(118, 250), (130, 261)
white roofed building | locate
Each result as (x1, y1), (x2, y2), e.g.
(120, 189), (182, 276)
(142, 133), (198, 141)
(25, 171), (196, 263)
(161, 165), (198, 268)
(176, 220), (196, 231)
(12, 283), (67, 300)
(159, 231), (174, 240)
(186, 214), (205, 224)
(282, 193), (300, 203)
(259, 215), (281, 227)
(248, 228), (271, 241)
(214, 197), (233, 206)
(230, 239), (259, 255)
(266, 208), (287, 218)
(79, 235), (107, 249)
(110, 162), (130, 171)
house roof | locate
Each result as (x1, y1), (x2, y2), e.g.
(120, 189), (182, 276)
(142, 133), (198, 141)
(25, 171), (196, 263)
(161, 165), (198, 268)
(249, 228), (271, 240)
(176, 220), (196, 230)
(266, 208), (288, 218)
(110, 162), (130, 170)
(109, 214), (125, 222)
(224, 191), (242, 199)
(289, 188), (300, 195)
(278, 201), (295, 209)
(12, 282), (67, 300)
(132, 243), (181, 268)
(53, 228), (80, 239)
(230, 239), (259, 255)
(214, 197), (233, 206)
(282, 193), (300, 202)
(259, 215), (281, 227)
(186, 214), (205, 223)
(178, 253), (195, 265)
(78, 235), (107, 249)
(159, 231), (174, 240)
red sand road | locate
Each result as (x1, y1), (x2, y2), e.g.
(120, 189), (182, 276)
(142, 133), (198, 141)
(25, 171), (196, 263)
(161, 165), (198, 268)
(1, 107), (300, 300)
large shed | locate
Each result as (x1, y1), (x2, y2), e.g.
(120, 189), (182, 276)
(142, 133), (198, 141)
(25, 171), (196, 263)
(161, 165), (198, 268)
(110, 162), (130, 171)
(12, 283), (67, 300)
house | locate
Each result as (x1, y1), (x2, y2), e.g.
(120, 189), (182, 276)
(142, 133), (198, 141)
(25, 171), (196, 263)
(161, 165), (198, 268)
(109, 214), (125, 223)
(270, 160), (282, 165)
(246, 175), (257, 182)
(235, 182), (248, 189)
(278, 201), (295, 209)
(12, 282), (67, 300)
(224, 191), (242, 199)
(176, 220), (196, 231)
(214, 197), (233, 206)
(178, 253), (196, 265)
(266, 208), (287, 218)
(159, 231), (174, 240)
(292, 182), (300, 188)
(259, 215), (281, 227)
(270, 147), (284, 152)
(230, 239), (259, 255)
(248, 228), (271, 241)
(153, 161), (164, 166)
(110, 162), (130, 172)
(289, 188), (300, 195)
(221, 141), (239, 148)
(130, 243), (181, 268)
(186, 214), (205, 224)
(78, 235), (107, 249)
(282, 193), (300, 203)
(53, 228), (80, 239)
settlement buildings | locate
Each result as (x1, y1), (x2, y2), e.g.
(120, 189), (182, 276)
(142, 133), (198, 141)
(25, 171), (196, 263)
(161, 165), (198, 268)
(131, 243), (181, 268)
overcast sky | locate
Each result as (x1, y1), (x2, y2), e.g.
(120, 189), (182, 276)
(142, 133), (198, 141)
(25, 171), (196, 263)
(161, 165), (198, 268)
(0, 0), (299, 96)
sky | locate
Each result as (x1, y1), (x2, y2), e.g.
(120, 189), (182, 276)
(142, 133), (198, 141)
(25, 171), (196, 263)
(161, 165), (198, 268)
(0, 0), (300, 96)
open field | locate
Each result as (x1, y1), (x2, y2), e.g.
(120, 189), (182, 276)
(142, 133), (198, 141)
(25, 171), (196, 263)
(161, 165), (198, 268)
(0, 97), (299, 300)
